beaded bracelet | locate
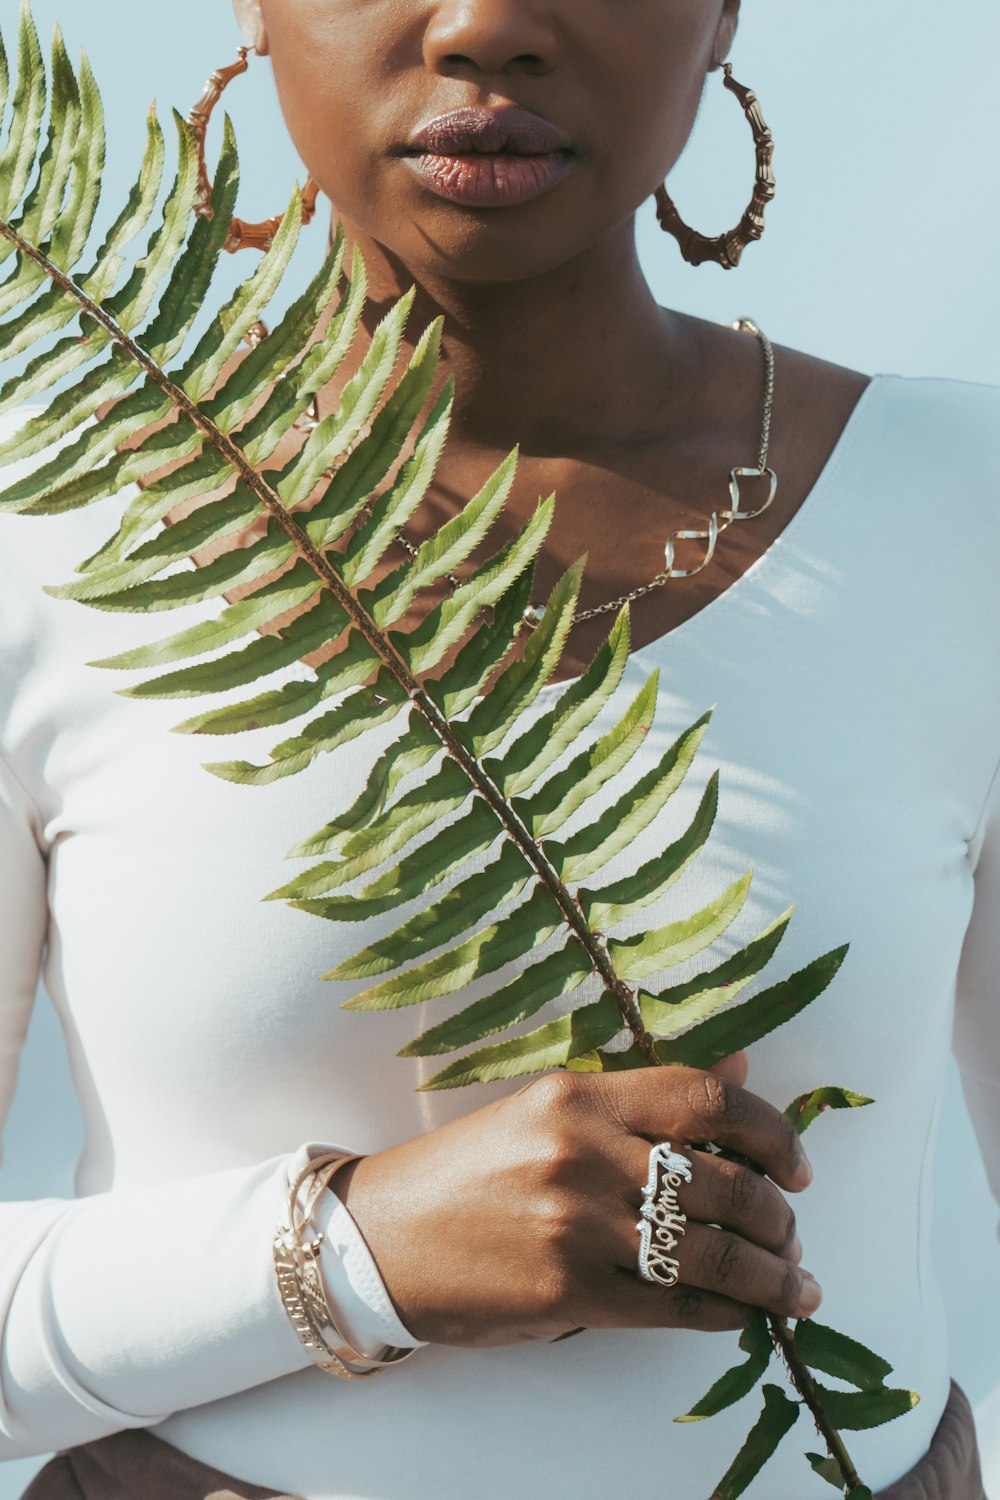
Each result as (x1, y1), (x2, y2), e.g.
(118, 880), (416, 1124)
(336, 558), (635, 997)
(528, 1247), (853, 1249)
(272, 1151), (417, 1380)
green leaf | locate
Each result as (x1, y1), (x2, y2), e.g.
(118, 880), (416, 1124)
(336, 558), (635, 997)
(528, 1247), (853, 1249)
(341, 380), (452, 588)
(369, 448), (519, 628)
(654, 944), (850, 1069)
(462, 559), (585, 756)
(0, 369), (167, 512)
(575, 765), (718, 925)
(320, 761), (471, 886)
(707, 1385), (799, 1500)
(805, 1452), (847, 1490)
(104, 110), (202, 334)
(237, 243), (368, 472)
(205, 230), (347, 438)
(340, 884), (563, 1009)
(400, 943), (591, 1057)
(50, 49), (105, 267)
(419, 994), (622, 1091)
(516, 671), (659, 838)
(81, 226), (340, 563)
(334, 843), (531, 981)
(581, 1041), (650, 1073)
(794, 1321), (893, 1393)
(17, 425), (190, 520)
(77, 102), (166, 303)
(406, 503), (553, 679)
(89, 562), (321, 668)
(105, 593), (345, 699)
(784, 1087), (875, 1136)
(179, 179), (305, 403)
(175, 674), (326, 738)
(273, 284), (416, 513)
(0, 112), (212, 510)
(79, 441), (231, 546)
(639, 909), (792, 1039)
(424, 568), (533, 718)
(675, 1312), (773, 1422)
(283, 718), (439, 858)
(609, 871), (752, 983)
(78, 505), (292, 611)
(811, 1383), (919, 1431)
(205, 680), (406, 786)
(173, 634), (380, 738)
(138, 116), (243, 369)
(492, 606), (632, 798)
(0, 108), (165, 433)
(551, 712), (711, 885)
(0, 6), (45, 224)
(278, 799), (501, 908)
(0, 28), (79, 317)
(51, 485), (264, 602)
(0, 54), (104, 361)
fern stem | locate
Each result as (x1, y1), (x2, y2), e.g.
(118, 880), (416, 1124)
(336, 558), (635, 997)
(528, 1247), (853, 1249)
(0, 219), (658, 1063)
(768, 1316), (862, 1491)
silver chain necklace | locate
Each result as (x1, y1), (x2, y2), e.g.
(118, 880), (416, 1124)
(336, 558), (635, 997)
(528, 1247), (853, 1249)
(338, 316), (776, 632)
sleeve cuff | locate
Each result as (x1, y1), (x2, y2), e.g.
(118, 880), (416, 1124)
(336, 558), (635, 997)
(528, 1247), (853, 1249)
(286, 1143), (426, 1360)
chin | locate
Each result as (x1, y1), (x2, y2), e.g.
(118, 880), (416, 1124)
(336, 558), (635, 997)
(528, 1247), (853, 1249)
(402, 229), (590, 286)
(355, 199), (620, 289)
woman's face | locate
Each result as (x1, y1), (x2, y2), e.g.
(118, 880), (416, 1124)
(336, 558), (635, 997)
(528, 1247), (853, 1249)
(240, 0), (739, 284)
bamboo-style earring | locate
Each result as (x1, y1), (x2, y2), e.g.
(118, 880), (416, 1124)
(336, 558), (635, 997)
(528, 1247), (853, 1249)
(656, 63), (775, 270)
(187, 45), (321, 254)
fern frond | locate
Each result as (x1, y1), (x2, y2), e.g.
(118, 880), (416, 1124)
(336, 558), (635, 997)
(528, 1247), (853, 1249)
(0, 2), (851, 1081)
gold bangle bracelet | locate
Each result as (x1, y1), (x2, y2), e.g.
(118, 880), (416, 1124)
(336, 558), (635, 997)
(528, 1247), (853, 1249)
(273, 1152), (416, 1379)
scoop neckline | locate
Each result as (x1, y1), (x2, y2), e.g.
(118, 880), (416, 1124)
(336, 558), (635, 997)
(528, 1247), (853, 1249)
(537, 369), (887, 693)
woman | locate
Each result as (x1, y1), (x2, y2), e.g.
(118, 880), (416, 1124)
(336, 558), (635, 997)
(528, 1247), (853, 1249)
(0, 0), (996, 1495)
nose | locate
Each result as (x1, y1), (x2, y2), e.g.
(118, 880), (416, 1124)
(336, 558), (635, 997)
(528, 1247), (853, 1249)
(423, 0), (561, 80)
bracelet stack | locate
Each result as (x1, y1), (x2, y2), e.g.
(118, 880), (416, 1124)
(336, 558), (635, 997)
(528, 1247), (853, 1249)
(272, 1151), (416, 1381)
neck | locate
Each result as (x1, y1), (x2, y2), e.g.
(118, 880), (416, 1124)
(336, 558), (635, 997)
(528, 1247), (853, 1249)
(327, 213), (698, 455)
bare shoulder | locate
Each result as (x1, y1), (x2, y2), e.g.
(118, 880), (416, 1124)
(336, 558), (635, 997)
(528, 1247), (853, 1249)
(770, 339), (873, 418)
(768, 340), (873, 488)
(676, 310), (874, 502)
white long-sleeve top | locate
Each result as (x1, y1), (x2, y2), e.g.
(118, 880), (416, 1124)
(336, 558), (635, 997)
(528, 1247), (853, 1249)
(0, 370), (998, 1499)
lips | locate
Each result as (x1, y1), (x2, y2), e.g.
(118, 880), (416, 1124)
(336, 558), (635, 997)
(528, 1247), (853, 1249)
(399, 105), (572, 158)
(392, 105), (574, 209)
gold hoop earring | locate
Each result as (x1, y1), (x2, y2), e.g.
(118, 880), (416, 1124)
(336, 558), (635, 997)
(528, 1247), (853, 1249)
(188, 46), (321, 254)
(656, 63), (775, 270)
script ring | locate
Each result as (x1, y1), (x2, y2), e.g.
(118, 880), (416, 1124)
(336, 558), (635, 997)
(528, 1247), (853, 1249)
(635, 1141), (694, 1289)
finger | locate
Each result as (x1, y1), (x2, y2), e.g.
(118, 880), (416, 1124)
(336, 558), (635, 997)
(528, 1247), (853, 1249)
(676, 1221), (822, 1321)
(617, 1139), (800, 1260)
(599, 1067), (812, 1194)
(710, 1050), (749, 1088)
(585, 1268), (753, 1333)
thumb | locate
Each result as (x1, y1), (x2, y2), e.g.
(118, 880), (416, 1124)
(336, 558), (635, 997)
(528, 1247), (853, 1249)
(709, 1050), (750, 1089)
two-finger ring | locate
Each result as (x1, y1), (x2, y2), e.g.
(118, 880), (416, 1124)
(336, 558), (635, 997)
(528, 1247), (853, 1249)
(636, 1141), (694, 1288)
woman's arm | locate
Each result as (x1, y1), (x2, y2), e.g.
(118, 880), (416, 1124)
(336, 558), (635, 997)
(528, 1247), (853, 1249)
(0, 754), (419, 1459)
(953, 760), (1000, 1212)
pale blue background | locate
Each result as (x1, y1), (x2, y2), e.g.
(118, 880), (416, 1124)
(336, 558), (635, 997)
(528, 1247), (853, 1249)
(1, 0), (999, 1495)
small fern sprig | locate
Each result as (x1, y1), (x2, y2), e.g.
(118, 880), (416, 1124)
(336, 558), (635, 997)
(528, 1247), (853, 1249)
(0, 9), (917, 1493)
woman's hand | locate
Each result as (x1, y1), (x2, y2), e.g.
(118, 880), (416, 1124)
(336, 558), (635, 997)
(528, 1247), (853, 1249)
(336, 1054), (820, 1348)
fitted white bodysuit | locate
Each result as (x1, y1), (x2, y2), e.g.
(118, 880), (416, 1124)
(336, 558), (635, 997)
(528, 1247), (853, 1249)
(0, 371), (998, 1498)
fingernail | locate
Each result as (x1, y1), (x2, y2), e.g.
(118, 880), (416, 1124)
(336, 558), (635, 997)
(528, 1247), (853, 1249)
(796, 1273), (823, 1318)
(791, 1156), (813, 1190)
(786, 1234), (803, 1265)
